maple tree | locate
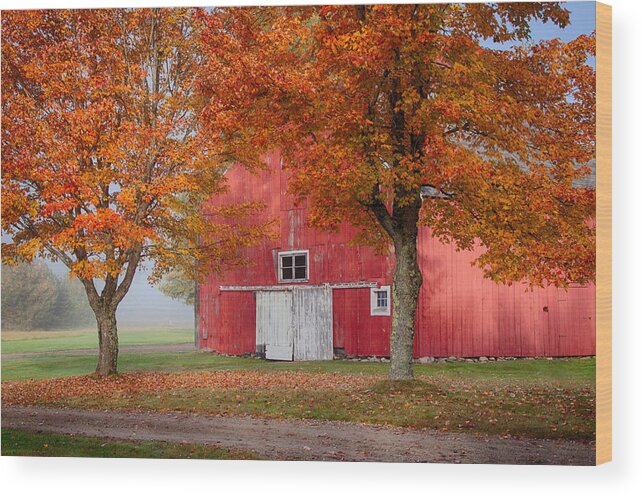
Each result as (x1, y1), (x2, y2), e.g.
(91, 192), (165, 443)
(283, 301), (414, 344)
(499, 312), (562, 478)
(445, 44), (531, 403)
(2, 8), (270, 375)
(197, 4), (596, 379)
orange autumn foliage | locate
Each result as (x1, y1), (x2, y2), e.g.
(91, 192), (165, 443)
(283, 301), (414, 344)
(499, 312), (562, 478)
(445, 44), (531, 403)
(2, 9), (270, 284)
(197, 3), (595, 287)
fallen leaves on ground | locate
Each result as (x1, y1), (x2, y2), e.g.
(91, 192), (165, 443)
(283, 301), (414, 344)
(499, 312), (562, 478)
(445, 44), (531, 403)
(1, 370), (595, 441)
(1, 371), (376, 406)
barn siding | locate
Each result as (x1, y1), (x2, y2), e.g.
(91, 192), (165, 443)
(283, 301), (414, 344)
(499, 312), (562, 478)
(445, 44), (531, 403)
(199, 156), (596, 358)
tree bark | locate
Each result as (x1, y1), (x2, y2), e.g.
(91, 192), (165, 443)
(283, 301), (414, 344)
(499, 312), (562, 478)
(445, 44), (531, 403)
(74, 250), (141, 377)
(194, 278), (200, 348)
(94, 304), (119, 376)
(389, 232), (423, 380)
(369, 195), (423, 380)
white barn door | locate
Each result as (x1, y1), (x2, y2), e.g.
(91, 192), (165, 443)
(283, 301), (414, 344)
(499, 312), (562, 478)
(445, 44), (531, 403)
(255, 287), (333, 361)
(256, 291), (293, 361)
(293, 287), (333, 361)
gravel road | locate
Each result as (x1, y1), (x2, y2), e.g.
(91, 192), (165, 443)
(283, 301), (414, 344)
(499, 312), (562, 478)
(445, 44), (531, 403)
(1, 405), (595, 465)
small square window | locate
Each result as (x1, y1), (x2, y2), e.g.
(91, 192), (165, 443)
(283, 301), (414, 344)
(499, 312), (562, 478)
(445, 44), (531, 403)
(370, 286), (391, 316)
(279, 250), (308, 282)
(375, 290), (388, 308)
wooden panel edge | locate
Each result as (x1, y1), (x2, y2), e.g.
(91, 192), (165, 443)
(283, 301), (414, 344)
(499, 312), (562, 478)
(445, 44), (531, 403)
(596, 1), (612, 466)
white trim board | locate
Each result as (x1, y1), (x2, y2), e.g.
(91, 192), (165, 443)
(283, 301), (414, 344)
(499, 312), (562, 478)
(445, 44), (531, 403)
(220, 282), (379, 292)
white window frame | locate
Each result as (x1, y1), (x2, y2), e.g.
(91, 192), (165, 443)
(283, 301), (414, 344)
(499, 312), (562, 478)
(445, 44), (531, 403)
(370, 285), (391, 316)
(278, 249), (309, 283)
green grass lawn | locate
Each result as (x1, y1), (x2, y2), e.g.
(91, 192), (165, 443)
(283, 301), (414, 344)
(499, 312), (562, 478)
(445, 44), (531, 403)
(1, 327), (193, 354)
(1, 428), (260, 460)
(1, 346), (595, 384)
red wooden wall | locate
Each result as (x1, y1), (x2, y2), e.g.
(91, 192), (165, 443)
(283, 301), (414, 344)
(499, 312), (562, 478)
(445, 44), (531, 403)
(198, 153), (596, 357)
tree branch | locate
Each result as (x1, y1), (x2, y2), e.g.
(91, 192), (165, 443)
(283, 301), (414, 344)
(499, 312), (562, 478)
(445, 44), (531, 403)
(112, 246), (143, 307)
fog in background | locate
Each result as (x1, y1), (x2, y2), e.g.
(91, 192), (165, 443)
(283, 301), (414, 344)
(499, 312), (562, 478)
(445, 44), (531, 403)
(46, 261), (194, 328)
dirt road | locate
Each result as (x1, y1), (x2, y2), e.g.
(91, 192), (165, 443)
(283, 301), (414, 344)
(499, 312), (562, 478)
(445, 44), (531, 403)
(1, 405), (595, 465)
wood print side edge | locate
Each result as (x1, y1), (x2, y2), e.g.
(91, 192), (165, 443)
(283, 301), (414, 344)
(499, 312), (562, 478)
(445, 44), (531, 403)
(596, 1), (612, 466)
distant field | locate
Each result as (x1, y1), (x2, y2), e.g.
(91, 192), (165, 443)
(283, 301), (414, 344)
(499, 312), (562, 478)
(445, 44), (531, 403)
(1, 327), (193, 354)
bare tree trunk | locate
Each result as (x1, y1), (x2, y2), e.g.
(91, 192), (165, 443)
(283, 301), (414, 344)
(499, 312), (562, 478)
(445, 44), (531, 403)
(74, 250), (141, 377)
(194, 278), (200, 348)
(389, 234), (423, 380)
(369, 194), (423, 380)
(78, 278), (120, 376)
(94, 304), (119, 376)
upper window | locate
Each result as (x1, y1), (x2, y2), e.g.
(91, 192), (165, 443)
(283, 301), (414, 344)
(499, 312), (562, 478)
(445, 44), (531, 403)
(375, 290), (388, 308)
(370, 286), (391, 316)
(278, 250), (309, 282)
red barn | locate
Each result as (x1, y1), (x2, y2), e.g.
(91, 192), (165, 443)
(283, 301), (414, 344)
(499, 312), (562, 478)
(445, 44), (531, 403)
(197, 152), (595, 360)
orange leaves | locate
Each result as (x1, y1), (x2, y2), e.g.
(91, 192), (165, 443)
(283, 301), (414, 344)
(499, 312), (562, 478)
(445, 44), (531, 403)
(1, 8), (271, 290)
(196, 5), (596, 287)
(1, 5), (597, 298)
(1, 371), (376, 407)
